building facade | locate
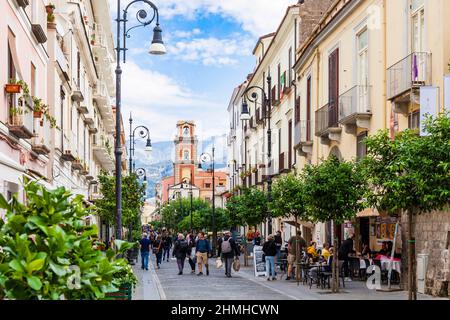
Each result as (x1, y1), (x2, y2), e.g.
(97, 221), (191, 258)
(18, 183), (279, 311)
(228, 0), (449, 297)
(1, 0), (122, 228)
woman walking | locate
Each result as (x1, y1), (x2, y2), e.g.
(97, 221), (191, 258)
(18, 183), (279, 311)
(153, 235), (163, 269)
(262, 234), (277, 281)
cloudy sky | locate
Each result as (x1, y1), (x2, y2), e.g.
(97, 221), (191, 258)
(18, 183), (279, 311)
(109, 0), (297, 142)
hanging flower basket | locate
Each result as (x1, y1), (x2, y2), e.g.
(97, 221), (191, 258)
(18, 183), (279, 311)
(45, 4), (55, 14)
(5, 84), (22, 94)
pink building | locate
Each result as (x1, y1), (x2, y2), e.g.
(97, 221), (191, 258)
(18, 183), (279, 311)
(0, 0), (50, 206)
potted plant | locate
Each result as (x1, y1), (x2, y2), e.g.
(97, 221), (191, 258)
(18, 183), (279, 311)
(45, 3), (55, 14)
(105, 264), (137, 300)
(5, 79), (22, 94)
(90, 34), (95, 45)
(32, 97), (44, 118)
(47, 13), (55, 23)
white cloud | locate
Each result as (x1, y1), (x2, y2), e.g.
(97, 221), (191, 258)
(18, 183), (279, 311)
(172, 28), (201, 38)
(120, 61), (227, 142)
(110, 0), (297, 37)
(168, 35), (253, 66)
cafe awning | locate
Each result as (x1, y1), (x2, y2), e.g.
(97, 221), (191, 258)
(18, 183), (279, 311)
(357, 208), (380, 218)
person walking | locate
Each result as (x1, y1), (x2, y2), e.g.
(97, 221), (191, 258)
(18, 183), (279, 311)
(139, 233), (151, 270)
(262, 234), (277, 281)
(187, 233), (196, 274)
(286, 230), (306, 280)
(162, 231), (172, 262)
(153, 235), (163, 269)
(274, 231), (283, 263)
(173, 234), (189, 275)
(195, 232), (211, 276)
(217, 231), (240, 278)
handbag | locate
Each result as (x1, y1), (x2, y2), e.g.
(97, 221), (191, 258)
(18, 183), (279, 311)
(232, 258), (241, 272)
(215, 258), (223, 269)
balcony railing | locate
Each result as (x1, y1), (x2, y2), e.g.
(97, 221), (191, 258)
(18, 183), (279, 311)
(339, 85), (372, 123)
(31, 119), (51, 155)
(30, 0), (47, 43)
(387, 52), (431, 100)
(315, 103), (329, 136)
(7, 93), (34, 139)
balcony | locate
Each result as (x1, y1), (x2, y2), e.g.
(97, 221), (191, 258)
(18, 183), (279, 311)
(315, 102), (341, 144)
(31, 0), (47, 43)
(55, 42), (70, 82)
(93, 134), (114, 171)
(7, 99), (34, 139)
(339, 85), (372, 133)
(16, 0), (29, 7)
(61, 131), (77, 161)
(31, 121), (51, 155)
(72, 159), (83, 171)
(77, 104), (89, 114)
(387, 52), (431, 104)
(295, 120), (313, 156)
(71, 89), (84, 102)
(92, 23), (107, 57)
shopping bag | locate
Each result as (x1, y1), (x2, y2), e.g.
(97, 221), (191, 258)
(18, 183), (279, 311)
(215, 258), (223, 269)
(232, 258), (241, 272)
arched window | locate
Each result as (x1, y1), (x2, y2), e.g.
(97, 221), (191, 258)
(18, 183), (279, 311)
(184, 150), (190, 160)
(183, 126), (190, 136)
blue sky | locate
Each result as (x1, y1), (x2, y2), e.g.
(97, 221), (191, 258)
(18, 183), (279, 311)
(109, 0), (297, 142)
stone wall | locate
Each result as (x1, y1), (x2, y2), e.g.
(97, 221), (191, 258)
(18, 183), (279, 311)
(401, 209), (450, 298)
(298, 0), (334, 45)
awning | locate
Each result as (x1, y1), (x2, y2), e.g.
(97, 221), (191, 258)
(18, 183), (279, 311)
(357, 208), (380, 218)
(284, 220), (315, 228)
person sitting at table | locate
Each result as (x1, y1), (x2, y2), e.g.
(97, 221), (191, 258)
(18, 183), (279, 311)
(378, 241), (389, 256)
(321, 243), (331, 261)
(307, 242), (319, 260)
(361, 243), (372, 258)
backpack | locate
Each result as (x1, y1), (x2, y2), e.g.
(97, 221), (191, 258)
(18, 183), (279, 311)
(221, 237), (232, 254)
(179, 240), (188, 252)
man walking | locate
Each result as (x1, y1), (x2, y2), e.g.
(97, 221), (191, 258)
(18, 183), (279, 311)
(217, 231), (240, 278)
(286, 230), (306, 280)
(173, 234), (189, 275)
(187, 232), (196, 274)
(139, 233), (151, 270)
(195, 232), (211, 276)
(162, 231), (172, 262)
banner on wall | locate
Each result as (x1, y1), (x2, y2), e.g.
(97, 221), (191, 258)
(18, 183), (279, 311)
(420, 86), (439, 136)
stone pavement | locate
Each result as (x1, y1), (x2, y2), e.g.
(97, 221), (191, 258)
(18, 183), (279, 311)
(132, 253), (446, 300)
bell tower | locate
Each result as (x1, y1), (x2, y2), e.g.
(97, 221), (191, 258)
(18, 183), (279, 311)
(174, 121), (198, 185)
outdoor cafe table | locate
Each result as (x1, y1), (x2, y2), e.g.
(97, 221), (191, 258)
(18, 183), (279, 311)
(375, 255), (401, 274)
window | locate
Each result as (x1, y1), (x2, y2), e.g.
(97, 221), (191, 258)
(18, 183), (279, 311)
(357, 132), (367, 161)
(7, 45), (15, 80)
(205, 183), (211, 188)
(77, 51), (81, 88)
(328, 48), (339, 127)
(288, 47), (292, 85)
(277, 63), (281, 100)
(411, 0), (425, 53)
(357, 28), (369, 110)
(295, 96), (300, 123)
(183, 150), (189, 160)
(31, 63), (36, 98)
(408, 110), (420, 130)
(288, 120), (293, 168)
(183, 126), (189, 136)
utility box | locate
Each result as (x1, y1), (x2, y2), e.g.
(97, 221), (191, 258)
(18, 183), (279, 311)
(417, 253), (429, 294)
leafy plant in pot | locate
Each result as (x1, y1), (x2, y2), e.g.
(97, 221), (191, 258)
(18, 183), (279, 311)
(45, 4), (55, 14)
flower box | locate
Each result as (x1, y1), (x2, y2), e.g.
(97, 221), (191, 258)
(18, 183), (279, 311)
(5, 84), (22, 94)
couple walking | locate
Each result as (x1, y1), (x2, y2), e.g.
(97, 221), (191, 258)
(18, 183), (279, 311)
(173, 232), (211, 275)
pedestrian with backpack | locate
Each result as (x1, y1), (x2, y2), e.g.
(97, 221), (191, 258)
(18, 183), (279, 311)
(195, 232), (211, 276)
(173, 234), (189, 275)
(217, 230), (240, 278)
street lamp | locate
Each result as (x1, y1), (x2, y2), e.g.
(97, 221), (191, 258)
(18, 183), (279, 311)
(127, 167), (148, 241)
(115, 0), (165, 239)
(182, 173), (194, 233)
(241, 74), (273, 235)
(198, 147), (216, 256)
(129, 113), (152, 174)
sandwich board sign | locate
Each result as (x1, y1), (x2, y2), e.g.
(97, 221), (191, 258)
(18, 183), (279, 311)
(253, 245), (266, 276)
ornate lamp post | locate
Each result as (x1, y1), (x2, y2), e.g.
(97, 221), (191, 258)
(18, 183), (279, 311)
(129, 113), (152, 174)
(182, 172), (194, 233)
(240, 74), (273, 235)
(115, 0), (165, 239)
(199, 147), (216, 256)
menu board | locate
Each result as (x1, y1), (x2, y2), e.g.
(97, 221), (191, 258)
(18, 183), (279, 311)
(253, 245), (266, 276)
